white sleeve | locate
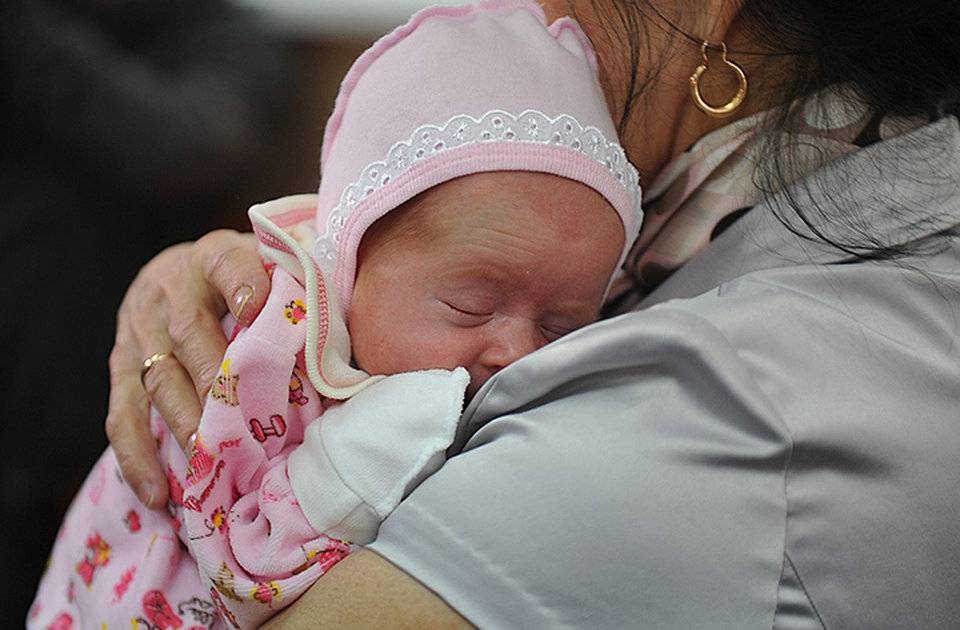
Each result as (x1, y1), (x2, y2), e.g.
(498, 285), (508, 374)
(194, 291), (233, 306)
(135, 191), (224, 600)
(288, 367), (469, 544)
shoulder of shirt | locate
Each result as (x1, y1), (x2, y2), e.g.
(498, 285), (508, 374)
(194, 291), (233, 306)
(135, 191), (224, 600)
(464, 258), (958, 435)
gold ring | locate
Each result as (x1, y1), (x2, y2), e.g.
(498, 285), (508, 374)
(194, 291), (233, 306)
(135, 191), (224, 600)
(140, 352), (170, 389)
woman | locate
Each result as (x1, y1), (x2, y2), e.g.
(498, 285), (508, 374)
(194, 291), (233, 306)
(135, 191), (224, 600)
(105, 0), (960, 626)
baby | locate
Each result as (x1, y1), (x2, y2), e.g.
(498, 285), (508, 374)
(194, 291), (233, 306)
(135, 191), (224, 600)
(29, 1), (641, 628)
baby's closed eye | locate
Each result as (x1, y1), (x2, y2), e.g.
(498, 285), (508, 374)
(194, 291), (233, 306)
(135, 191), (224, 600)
(439, 299), (494, 324)
(539, 322), (576, 341)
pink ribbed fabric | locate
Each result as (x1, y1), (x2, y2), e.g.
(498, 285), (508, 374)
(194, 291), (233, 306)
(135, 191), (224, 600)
(315, 0), (642, 310)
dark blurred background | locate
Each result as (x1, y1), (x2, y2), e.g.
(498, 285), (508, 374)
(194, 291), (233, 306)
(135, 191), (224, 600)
(0, 0), (442, 617)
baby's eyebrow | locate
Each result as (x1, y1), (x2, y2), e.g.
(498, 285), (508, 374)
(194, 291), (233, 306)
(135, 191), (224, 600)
(435, 282), (504, 303)
(435, 264), (511, 288)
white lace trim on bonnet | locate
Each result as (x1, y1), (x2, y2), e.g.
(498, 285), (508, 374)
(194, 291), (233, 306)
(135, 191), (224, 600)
(313, 108), (642, 273)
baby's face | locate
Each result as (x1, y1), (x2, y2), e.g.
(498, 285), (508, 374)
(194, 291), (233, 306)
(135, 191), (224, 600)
(348, 171), (624, 398)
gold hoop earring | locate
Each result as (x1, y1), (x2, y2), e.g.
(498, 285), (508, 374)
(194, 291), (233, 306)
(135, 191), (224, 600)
(689, 41), (748, 117)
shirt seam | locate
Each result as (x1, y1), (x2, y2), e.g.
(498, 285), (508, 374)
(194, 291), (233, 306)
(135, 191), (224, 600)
(400, 499), (569, 628)
(784, 551), (829, 630)
(742, 275), (951, 354)
(771, 446), (797, 629)
(652, 305), (796, 630)
(664, 292), (815, 630)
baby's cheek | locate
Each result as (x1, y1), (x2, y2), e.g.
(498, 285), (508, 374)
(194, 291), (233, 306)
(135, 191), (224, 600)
(350, 313), (401, 376)
(395, 326), (473, 373)
(352, 324), (459, 377)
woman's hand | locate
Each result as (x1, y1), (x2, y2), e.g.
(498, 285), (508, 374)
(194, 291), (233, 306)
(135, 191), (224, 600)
(105, 230), (270, 509)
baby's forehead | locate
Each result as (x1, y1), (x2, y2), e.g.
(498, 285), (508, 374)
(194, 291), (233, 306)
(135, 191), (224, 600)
(374, 173), (621, 268)
(386, 171), (616, 234)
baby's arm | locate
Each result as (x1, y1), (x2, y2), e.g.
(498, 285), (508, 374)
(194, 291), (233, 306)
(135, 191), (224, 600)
(288, 366), (469, 546)
(176, 267), (468, 629)
(175, 269), (346, 628)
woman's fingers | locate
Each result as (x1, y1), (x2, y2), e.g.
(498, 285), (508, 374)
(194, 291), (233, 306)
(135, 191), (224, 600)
(165, 272), (230, 404)
(105, 324), (168, 509)
(104, 231), (268, 509)
(105, 379), (166, 509)
(139, 350), (204, 452)
(165, 230), (265, 404)
(195, 230), (270, 325)
(156, 231), (267, 448)
(105, 243), (187, 508)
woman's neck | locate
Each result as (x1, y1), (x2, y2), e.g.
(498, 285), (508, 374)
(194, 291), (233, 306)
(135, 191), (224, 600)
(554, 1), (799, 186)
(634, 33), (796, 184)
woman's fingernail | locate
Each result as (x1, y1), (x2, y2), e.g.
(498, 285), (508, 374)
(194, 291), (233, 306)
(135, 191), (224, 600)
(184, 431), (199, 457)
(232, 284), (255, 322)
(139, 481), (157, 507)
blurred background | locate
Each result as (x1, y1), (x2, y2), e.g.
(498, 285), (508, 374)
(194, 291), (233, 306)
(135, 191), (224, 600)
(0, 0), (457, 617)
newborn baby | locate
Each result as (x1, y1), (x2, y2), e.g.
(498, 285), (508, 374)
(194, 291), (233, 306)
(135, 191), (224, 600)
(29, 1), (641, 628)
(350, 170), (624, 399)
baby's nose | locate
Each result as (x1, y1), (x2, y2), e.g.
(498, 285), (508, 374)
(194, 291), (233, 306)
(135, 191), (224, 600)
(473, 322), (541, 388)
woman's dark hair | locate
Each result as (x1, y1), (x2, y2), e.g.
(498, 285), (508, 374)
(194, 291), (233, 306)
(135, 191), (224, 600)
(585, 0), (960, 262)
(741, 1), (960, 120)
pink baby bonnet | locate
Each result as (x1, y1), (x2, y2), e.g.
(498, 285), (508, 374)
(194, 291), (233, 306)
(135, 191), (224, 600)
(315, 0), (643, 309)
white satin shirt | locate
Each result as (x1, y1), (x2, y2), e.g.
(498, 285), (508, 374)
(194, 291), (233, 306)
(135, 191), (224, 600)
(369, 116), (960, 628)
